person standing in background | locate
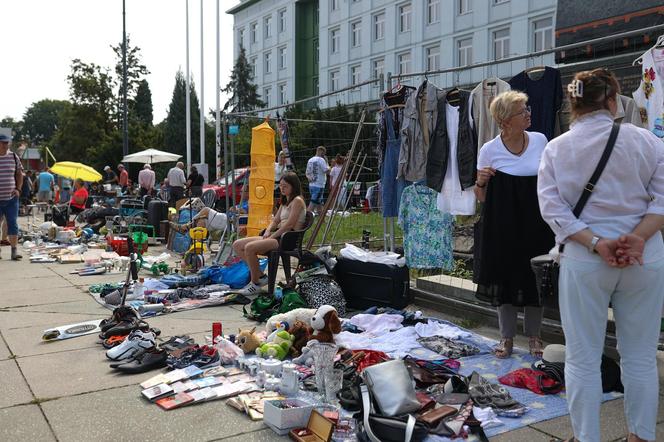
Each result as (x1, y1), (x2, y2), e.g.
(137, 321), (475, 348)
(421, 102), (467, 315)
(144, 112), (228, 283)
(103, 166), (118, 185)
(117, 164), (129, 194)
(186, 165), (204, 197)
(167, 162), (186, 207)
(329, 154), (346, 210)
(138, 164), (155, 197)
(36, 167), (54, 204)
(274, 151), (288, 183)
(305, 146), (329, 215)
(60, 177), (72, 204)
(0, 133), (23, 260)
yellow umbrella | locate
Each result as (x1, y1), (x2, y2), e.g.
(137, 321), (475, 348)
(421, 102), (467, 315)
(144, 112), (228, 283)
(50, 161), (103, 182)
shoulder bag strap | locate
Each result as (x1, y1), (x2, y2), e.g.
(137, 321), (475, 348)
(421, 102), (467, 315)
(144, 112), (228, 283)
(404, 415), (416, 442)
(572, 122), (620, 217)
(361, 385), (381, 442)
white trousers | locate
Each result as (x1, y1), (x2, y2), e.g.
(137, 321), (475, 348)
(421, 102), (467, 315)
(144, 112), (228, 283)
(559, 254), (664, 442)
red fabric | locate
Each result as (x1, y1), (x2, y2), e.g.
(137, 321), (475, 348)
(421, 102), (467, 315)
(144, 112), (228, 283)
(70, 187), (88, 209)
(352, 350), (390, 373)
(498, 368), (563, 395)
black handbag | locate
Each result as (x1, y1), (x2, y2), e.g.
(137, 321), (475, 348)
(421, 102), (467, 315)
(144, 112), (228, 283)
(531, 123), (620, 298)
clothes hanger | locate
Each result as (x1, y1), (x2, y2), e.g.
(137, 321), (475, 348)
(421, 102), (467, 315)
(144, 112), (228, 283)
(446, 87), (461, 107)
(633, 34), (664, 66)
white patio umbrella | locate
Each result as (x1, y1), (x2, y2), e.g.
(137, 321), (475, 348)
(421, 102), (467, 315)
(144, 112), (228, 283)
(121, 148), (182, 164)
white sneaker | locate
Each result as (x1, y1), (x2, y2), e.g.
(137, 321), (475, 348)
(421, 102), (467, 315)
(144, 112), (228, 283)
(106, 330), (155, 361)
(237, 281), (262, 296)
(257, 275), (269, 287)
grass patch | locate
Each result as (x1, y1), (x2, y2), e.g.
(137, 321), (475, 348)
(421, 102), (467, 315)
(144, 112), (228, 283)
(304, 211), (402, 250)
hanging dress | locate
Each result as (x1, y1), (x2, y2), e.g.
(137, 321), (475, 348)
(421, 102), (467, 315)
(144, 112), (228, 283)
(474, 171), (553, 307)
(381, 106), (407, 217)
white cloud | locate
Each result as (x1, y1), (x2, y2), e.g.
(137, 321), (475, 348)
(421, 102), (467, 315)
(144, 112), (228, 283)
(2, 0), (240, 123)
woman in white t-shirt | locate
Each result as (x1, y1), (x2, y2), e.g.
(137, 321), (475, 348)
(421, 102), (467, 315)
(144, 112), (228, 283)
(473, 90), (553, 359)
(328, 154), (346, 209)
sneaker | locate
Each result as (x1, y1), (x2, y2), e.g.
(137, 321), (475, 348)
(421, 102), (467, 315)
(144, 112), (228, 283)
(102, 335), (127, 349)
(106, 329), (156, 361)
(189, 345), (220, 369)
(110, 347), (168, 373)
(257, 275), (269, 287)
(237, 281), (262, 295)
(11, 253), (22, 261)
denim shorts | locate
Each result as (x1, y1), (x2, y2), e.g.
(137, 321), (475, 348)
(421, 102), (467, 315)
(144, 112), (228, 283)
(309, 186), (325, 205)
(0, 197), (19, 236)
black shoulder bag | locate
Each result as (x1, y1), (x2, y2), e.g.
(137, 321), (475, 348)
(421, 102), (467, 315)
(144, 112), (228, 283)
(531, 122), (620, 298)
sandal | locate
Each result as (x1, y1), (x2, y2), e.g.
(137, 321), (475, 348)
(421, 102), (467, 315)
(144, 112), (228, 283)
(494, 338), (513, 359)
(529, 336), (544, 358)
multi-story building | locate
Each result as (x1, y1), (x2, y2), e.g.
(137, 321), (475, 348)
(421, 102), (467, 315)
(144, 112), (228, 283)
(228, 0), (557, 110)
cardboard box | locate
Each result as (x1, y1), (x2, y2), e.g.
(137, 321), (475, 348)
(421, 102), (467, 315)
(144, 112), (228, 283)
(263, 399), (314, 433)
(288, 410), (334, 442)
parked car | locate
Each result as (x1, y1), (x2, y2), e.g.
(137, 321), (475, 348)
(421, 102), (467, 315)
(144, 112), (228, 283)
(203, 168), (248, 211)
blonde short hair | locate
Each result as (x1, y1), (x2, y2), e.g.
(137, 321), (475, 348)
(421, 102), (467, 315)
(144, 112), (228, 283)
(489, 90), (529, 127)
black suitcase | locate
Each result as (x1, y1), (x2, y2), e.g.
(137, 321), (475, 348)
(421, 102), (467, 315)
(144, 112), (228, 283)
(147, 199), (169, 237)
(334, 256), (411, 309)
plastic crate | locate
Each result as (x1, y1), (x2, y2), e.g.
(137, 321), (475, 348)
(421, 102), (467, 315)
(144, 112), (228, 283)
(107, 236), (148, 256)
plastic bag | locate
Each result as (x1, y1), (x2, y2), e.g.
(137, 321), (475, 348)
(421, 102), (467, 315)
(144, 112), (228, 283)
(200, 259), (267, 289)
(213, 336), (244, 365)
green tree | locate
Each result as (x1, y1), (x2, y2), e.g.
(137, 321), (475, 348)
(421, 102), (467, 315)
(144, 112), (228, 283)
(132, 79), (153, 126)
(0, 117), (25, 142)
(222, 46), (265, 113)
(66, 59), (115, 133)
(164, 70), (200, 159)
(22, 99), (71, 144)
(111, 36), (150, 109)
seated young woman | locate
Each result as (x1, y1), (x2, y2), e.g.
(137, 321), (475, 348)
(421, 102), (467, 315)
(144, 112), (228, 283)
(233, 172), (306, 295)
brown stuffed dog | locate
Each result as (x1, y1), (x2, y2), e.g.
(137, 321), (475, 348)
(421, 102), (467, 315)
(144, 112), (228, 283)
(289, 320), (312, 357)
(308, 305), (341, 344)
(236, 327), (261, 354)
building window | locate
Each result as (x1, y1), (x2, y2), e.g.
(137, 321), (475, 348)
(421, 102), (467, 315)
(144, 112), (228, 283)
(457, 37), (472, 67)
(493, 0), (509, 4)
(372, 58), (384, 80)
(250, 57), (257, 77)
(264, 51), (272, 74)
(278, 9), (287, 33)
(313, 77), (319, 95)
(313, 38), (319, 69)
(373, 12), (385, 41)
(533, 17), (553, 51)
(264, 16), (272, 39)
(351, 20), (362, 48)
(250, 22), (257, 44)
(331, 0), (339, 11)
(427, 0), (440, 25)
(493, 28), (510, 60)
(278, 46), (287, 70)
(399, 3), (411, 33)
(330, 28), (340, 54)
(350, 64), (361, 86)
(425, 45), (440, 71)
(238, 28), (245, 48)
(263, 87), (271, 108)
(278, 83), (286, 105)
(458, 0), (472, 15)
(397, 51), (411, 75)
(330, 69), (340, 91)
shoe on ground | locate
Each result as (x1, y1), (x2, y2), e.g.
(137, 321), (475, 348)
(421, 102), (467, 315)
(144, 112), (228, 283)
(106, 329), (156, 361)
(111, 347), (167, 373)
(257, 275), (269, 287)
(11, 253), (22, 261)
(102, 335), (127, 349)
(237, 281), (262, 295)
(190, 345), (220, 369)
(158, 335), (195, 353)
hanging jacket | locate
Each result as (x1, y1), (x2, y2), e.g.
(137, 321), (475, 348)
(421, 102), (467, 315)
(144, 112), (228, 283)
(426, 90), (478, 192)
(470, 78), (511, 149)
(398, 81), (444, 182)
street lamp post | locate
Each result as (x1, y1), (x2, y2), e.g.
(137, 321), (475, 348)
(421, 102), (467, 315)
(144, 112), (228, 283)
(122, 0), (128, 158)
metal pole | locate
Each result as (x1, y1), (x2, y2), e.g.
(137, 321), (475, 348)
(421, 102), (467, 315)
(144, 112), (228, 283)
(122, 0), (128, 157)
(222, 116), (229, 211)
(230, 133), (237, 207)
(215, 0), (221, 180)
(185, 0), (192, 172)
(199, 0), (205, 168)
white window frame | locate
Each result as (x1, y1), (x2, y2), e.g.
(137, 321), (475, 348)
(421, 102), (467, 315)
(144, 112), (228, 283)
(398, 3), (412, 33)
(351, 20), (362, 48)
(278, 83), (287, 105)
(457, 36), (473, 67)
(492, 28), (510, 60)
(330, 27), (340, 54)
(350, 64), (362, 86)
(278, 9), (287, 33)
(250, 57), (257, 77)
(532, 17), (554, 52)
(263, 87), (271, 108)
(372, 58), (384, 81)
(238, 28), (245, 48)
(425, 45), (440, 71)
(264, 15), (272, 39)
(250, 22), (257, 44)
(458, 0), (472, 15)
(264, 51), (272, 74)
(278, 46), (287, 70)
(330, 69), (340, 91)
(373, 12), (385, 41)
(493, 0), (509, 4)
(427, 0), (440, 25)
(397, 51), (412, 75)
(331, 0), (339, 11)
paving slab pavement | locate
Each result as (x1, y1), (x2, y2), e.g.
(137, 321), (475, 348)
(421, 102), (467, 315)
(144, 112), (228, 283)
(0, 333), (12, 360)
(3, 275), (72, 292)
(212, 428), (284, 441)
(0, 405), (55, 441)
(0, 310), (101, 331)
(11, 299), (111, 315)
(0, 359), (34, 409)
(3, 325), (102, 358)
(0, 286), (89, 309)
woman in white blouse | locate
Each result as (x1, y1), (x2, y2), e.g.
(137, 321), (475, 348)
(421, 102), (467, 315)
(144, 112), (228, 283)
(538, 69), (664, 442)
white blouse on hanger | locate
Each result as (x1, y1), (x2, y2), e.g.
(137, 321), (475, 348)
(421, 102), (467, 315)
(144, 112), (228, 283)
(436, 102), (476, 216)
(632, 47), (664, 139)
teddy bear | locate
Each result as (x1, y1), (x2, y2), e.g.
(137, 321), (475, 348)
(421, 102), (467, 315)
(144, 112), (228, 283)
(307, 305), (341, 344)
(256, 330), (294, 360)
(236, 327), (261, 354)
(265, 308), (317, 334)
(292, 340), (315, 366)
(289, 320), (312, 357)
